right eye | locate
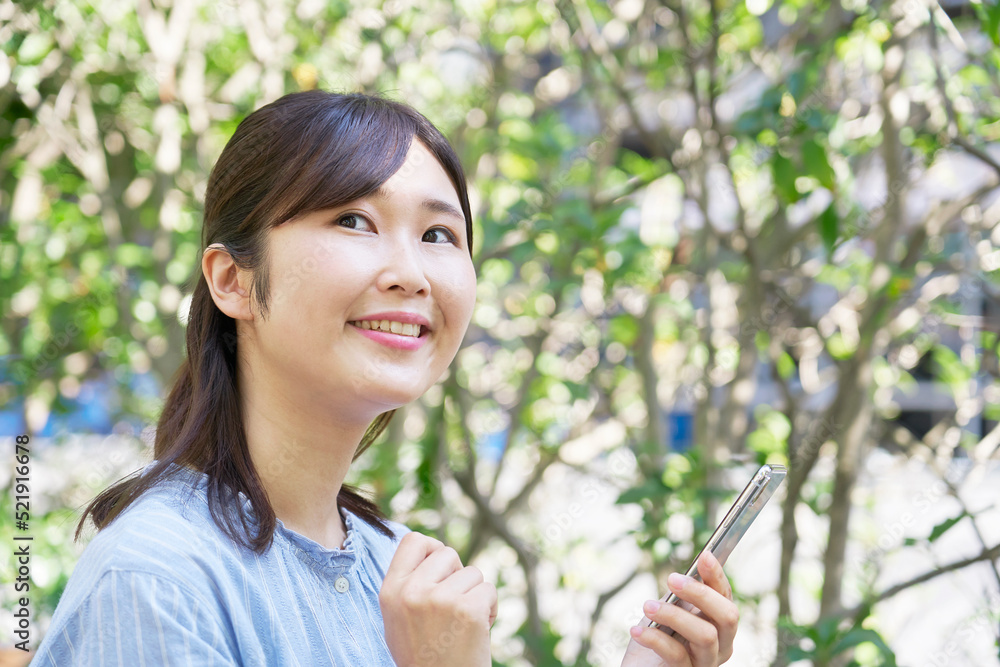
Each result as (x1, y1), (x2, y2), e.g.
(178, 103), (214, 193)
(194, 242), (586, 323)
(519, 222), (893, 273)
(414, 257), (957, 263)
(336, 213), (374, 232)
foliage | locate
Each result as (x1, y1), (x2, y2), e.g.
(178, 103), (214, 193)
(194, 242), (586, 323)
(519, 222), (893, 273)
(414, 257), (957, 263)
(780, 612), (897, 667)
(3, 0), (1000, 664)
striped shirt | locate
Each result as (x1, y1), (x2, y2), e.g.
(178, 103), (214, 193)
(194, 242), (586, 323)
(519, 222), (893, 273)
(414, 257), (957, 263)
(31, 463), (408, 666)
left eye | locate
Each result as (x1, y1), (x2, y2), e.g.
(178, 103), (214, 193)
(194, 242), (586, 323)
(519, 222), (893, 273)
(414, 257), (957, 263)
(337, 213), (374, 231)
(423, 227), (457, 244)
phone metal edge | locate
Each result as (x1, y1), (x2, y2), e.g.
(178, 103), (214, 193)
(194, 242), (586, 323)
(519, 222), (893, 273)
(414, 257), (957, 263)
(645, 463), (787, 632)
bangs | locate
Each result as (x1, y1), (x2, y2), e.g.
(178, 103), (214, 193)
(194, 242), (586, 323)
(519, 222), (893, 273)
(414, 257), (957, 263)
(252, 94), (420, 229)
(204, 90), (473, 265)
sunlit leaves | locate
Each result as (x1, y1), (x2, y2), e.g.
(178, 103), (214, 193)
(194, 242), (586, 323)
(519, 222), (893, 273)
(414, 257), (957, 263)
(975, 0), (1000, 47)
(747, 406), (791, 461)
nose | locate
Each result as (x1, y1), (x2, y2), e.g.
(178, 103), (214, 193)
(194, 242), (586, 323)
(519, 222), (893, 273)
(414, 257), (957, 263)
(375, 236), (431, 295)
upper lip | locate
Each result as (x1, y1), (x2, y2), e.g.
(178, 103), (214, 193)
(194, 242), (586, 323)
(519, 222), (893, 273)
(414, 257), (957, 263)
(350, 311), (432, 330)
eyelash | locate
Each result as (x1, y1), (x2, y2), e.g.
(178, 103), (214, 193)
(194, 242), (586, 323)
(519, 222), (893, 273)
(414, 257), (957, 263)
(335, 213), (459, 246)
(336, 213), (371, 231)
(423, 227), (458, 245)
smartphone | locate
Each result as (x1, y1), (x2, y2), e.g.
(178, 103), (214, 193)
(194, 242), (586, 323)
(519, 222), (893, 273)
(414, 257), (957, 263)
(647, 463), (787, 632)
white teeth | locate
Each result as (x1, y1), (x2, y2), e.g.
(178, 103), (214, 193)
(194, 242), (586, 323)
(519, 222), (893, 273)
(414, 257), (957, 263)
(352, 320), (422, 337)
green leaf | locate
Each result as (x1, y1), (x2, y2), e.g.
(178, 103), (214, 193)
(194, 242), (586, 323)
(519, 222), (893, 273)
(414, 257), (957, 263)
(497, 151), (538, 181)
(815, 614), (844, 645)
(833, 628), (898, 666)
(832, 628), (884, 654)
(818, 203), (838, 256)
(803, 138), (836, 190)
(114, 243), (151, 268)
(927, 511), (968, 543)
(609, 314), (640, 346)
(978, 0), (1000, 47)
(617, 479), (669, 504)
(772, 153), (800, 203)
(932, 344), (973, 389)
(777, 351), (796, 379)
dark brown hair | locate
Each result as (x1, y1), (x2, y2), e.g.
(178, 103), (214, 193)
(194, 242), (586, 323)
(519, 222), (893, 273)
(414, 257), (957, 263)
(79, 91), (474, 552)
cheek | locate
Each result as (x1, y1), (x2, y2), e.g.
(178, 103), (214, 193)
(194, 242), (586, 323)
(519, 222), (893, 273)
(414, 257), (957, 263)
(267, 252), (361, 326)
(443, 262), (478, 331)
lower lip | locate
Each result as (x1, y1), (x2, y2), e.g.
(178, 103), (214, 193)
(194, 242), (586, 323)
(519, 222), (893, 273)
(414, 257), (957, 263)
(351, 324), (428, 351)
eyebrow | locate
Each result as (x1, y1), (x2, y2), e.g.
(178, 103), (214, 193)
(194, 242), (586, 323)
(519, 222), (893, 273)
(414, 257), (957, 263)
(373, 186), (465, 223)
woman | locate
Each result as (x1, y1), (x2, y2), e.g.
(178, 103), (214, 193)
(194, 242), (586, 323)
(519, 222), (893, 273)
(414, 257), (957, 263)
(32, 90), (738, 666)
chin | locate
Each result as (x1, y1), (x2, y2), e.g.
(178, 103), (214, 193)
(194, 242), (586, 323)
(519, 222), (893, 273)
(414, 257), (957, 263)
(344, 364), (441, 411)
(378, 389), (426, 410)
(365, 382), (429, 411)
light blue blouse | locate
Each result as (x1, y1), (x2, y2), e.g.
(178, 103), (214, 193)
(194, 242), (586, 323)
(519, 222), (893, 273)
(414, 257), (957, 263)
(31, 463), (408, 666)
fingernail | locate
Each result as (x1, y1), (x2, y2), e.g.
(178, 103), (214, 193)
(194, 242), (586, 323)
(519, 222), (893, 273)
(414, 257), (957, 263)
(643, 599), (661, 614)
(630, 626), (643, 638)
(668, 572), (689, 590)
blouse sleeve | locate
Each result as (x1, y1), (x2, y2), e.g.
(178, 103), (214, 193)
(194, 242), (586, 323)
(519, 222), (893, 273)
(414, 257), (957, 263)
(32, 569), (238, 667)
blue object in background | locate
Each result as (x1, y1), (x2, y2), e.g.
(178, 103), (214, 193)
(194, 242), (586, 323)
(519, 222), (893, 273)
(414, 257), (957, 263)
(668, 412), (693, 451)
(0, 397), (26, 435)
(0, 371), (161, 437)
(476, 428), (507, 464)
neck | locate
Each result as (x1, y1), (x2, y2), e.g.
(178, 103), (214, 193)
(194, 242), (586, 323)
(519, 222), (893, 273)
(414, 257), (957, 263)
(238, 366), (376, 550)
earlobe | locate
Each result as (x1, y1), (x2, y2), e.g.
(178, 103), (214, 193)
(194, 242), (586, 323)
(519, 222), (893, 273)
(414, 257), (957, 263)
(203, 244), (254, 321)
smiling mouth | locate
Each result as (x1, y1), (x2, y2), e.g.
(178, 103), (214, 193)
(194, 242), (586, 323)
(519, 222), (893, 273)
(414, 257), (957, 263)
(350, 320), (425, 338)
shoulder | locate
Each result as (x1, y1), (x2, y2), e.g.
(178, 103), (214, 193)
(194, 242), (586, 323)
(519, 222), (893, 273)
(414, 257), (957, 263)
(58, 467), (241, 611)
(34, 471), (243, 665)
(32, 567), (238, 666)
(93, 467), (231, 566)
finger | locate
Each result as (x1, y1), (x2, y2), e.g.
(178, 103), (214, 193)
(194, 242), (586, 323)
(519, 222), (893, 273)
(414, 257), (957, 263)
(629, 620), (692, 666)
(438, 565), (485, 595)
(667, 570), (739, 657)
(409, 544), (464, 584)
(467, 580), (498, 627)
(695, 552), (739, 654)
(485, 583), (499, 627)
(385, 532), (445, 579)
(696, 551), (733, 601)
(666, 572), (731, 624)
(429, 580), (496, 630)
(642, 600), (719, 667)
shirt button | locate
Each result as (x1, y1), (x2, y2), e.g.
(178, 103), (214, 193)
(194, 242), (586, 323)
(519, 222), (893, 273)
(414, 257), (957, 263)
(334, 576), (349, 593)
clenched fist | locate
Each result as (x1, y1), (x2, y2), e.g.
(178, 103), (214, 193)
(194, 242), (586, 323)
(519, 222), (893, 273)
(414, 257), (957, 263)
(380, 532), (498, 667)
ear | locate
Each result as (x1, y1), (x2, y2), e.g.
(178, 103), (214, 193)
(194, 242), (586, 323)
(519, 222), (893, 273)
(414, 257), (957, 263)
(203, 244), (254, 321)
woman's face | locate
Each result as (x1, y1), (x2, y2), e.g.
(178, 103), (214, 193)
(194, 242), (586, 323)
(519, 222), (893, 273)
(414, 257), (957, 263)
(242, 139), (477, 421)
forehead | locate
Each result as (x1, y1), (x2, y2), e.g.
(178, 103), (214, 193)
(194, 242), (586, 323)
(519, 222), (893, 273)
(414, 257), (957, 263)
(380, 141), (458, 195)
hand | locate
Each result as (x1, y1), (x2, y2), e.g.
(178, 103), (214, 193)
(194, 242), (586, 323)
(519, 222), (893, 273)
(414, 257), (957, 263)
(621, 551), (739, 667)
(379, 532), (498, 667)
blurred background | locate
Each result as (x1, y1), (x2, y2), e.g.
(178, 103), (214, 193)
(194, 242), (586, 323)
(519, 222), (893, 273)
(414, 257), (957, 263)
(2, 0), (1000, 664)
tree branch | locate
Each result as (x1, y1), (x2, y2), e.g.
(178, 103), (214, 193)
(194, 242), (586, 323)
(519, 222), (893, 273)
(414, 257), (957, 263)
(841, 542), (1000, 623)
(575, 568), (640, 665)
(929, 3), (1000, 181)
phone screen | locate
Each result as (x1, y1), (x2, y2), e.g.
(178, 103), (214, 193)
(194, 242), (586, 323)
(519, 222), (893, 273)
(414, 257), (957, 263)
(647, 463), (787, 631)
